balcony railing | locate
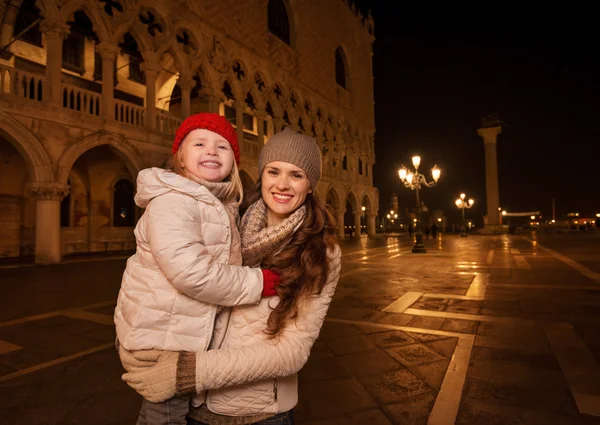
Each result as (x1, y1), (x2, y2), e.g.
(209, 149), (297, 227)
(0, 65), (44, 102)
(1, 64), (183, 136)
(114, 99), (145, 128)
(62, 84), (101, 116)
(156, 110), (181, 135)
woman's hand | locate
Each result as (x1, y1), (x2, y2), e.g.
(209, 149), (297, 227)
(121, 350), (179, 403)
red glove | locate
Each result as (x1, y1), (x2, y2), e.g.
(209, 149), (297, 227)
(261, 269), (280, 297)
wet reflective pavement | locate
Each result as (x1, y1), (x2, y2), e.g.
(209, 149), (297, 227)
(1, 232), (600, 425)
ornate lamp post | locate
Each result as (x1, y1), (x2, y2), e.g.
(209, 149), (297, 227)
(455, 193), (474, 237)
(399, 156), (441, 253)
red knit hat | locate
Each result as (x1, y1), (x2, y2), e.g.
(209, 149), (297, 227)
(172, 113), (240, 165)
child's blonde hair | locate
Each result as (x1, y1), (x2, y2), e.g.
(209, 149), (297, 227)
(167, 142), (244, 205)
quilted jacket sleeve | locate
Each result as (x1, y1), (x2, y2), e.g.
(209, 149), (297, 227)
(146, 194), (262, 306)
(192, 245), (342, 392)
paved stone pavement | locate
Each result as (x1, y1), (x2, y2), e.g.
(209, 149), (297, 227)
(1, 233), (600, 425)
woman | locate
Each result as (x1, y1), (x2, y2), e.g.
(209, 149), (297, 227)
(121, 127), (342, 425)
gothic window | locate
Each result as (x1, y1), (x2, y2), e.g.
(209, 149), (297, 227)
(224, 105), (236, 125)
(243, 114), (254, 131)
(223, 81), (235, 100)
(60, 179), (71, 227)
(335, 48), (347, 89)
(268, 0), (290, 45)
(100, 0), (123, 17)
(63, 12), (94, 74)
(119, 33), (145, 84)
(176, 29), (196, 55)
(113, 179), (134, 227)
(358, 158), (363, 175)
(342, 155), (348, 170)
(245, 92), (256, 110)
(13, 0), (42, 46)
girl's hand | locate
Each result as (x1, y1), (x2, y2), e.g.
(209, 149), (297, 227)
(119, 346), (162, 373)
(122, 351), (179, 403)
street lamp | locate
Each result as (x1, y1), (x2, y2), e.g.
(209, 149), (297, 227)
(398, 156), (441, 253)
(455, 193), (474, 237)
(361, 206), (366, 234)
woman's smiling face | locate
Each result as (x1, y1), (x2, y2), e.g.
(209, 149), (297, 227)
(261, 161), (312, 226)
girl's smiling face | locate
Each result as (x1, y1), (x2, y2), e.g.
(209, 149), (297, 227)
(180, 129), (234, 182)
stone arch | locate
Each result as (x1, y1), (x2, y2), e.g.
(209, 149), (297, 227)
(35, 0), (60, 20)
(112, 20), (154, 56)
(361, 192), (374, 214)
(56, 131), (145, 185)
(346, 190), (359, 213)
(0, 112), (53, 183)
(325, 186), (342, 212)
(59, 0), (111, 42)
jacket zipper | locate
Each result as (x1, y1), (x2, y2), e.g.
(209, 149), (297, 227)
(273, 378), (278, 402)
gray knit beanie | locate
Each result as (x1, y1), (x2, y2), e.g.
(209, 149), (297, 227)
(258, 127), (322, 189)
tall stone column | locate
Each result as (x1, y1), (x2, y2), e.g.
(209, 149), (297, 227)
(28, 183), (70, 264)
(367, 213), (377, 237)
(254, 110), (266, 154)
(178, 76), (193, 119)
(354, 212), (362, 238)
(477, 125), (502, 227)
(336, 210), (345, 240)
(235, 100), (245, 153)
(96, 42), (119, 120)
(40, 20), (69, 106)
(273, 116), (284, 133)
(142, 62), (160, 131)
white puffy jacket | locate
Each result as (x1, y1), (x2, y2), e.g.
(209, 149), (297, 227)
(189, 245), (342, 417)
(114, 168), (263, 353)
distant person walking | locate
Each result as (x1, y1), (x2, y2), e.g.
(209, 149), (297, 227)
(431, 223), (438, 239)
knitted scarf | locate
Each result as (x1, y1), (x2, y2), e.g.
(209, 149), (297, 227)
(185, 172), (241, 266)
(188, 199), (306, 425)
(240, 200), (306, 267)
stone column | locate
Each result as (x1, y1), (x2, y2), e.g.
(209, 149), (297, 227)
(273, 116), (284, 133)
(142, 61), (160, 131)
(28, 183), (70, 264)
(354, 212), (362, 238)
(477, 125), (502, 227)
(178, 76), (193, 119)
(194, 93), (220, 114)
(235, 100), (245, 152)
(40, 20), (69, 106)
(367, 213), (377, 237)
(96, 43), (119, 120)
(254, 110), (266, 154)
(336, 210), (345, 240)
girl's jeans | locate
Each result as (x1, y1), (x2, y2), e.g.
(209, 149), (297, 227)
(136, 396), (190, 425)
(186, 409), (295, 425)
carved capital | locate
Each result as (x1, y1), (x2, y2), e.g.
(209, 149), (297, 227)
(39, 20), (70, 39)
(140, 60), (161, 75)
(28, 183), (70, 201)
(96, 42), (120, 61)
(477, 126), (502, 145)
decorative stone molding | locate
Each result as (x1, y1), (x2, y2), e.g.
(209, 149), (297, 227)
(27, 183), (70, 201)
(96, 42), (121, 60)
(209, 37), (231, 73)
(39, 20), (70, 39)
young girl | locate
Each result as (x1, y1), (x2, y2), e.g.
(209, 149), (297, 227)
(121, 128), (342, 425)
(114, 113), (280, 425)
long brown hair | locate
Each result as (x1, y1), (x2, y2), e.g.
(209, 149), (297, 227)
(243, 180), (338, 336)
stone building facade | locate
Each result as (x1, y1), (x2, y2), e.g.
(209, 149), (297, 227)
(0, 0), (378, 264)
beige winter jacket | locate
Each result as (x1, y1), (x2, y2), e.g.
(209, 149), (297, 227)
(189, 245), (342, 417)
(114, 168), (263, 353)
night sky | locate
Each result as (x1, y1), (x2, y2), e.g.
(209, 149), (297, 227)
(363, 4), (600, 223)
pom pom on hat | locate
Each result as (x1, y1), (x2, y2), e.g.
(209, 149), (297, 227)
(172, 113), (240, 165)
